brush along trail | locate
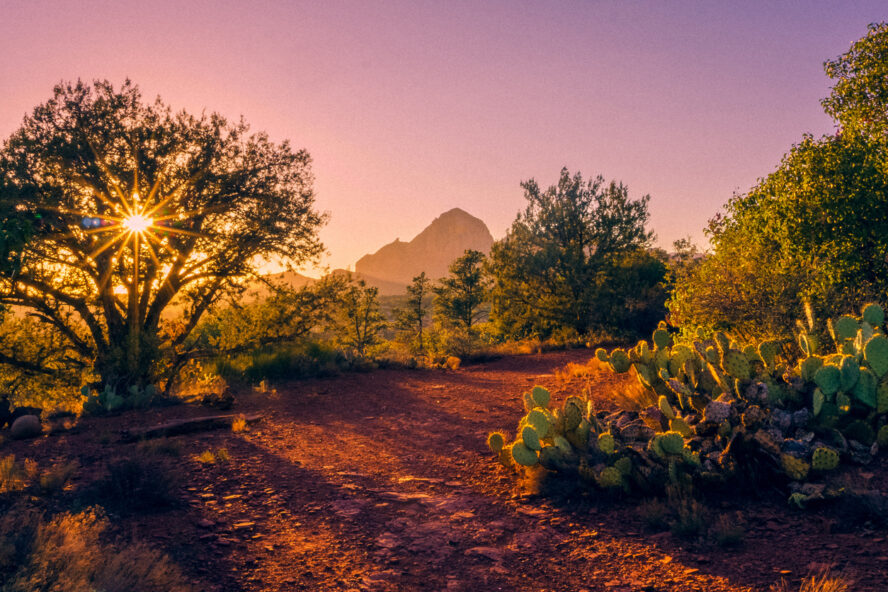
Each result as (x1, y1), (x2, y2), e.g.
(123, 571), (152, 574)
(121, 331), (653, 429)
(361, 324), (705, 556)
(5, 349), (887, 591)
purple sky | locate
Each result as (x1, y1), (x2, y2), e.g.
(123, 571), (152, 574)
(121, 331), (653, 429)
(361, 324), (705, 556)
(2, 1), (886, 275)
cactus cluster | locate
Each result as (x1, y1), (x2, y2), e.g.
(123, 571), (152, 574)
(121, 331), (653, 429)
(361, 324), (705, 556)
(82, 383), (158, 415)
(489, 303), (888, 506)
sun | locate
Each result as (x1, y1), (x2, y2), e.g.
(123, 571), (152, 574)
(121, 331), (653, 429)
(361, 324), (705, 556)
(123, 213), (153, 234)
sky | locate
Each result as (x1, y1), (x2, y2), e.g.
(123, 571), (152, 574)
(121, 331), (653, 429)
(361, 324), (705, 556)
(1, 1), (886, 276)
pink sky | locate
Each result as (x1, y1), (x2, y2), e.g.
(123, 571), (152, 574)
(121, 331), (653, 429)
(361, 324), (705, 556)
(2, 1), (886, 275)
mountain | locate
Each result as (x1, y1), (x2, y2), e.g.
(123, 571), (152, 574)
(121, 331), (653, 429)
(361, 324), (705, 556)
(354, 208), (494, 293)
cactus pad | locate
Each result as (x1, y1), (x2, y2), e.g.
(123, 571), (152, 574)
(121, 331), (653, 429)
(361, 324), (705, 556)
(839, 355), (860, 391)
(758, 340), (779, 369)
(878, 425), (888, 447)
(531, 386), (551, 408)
(553, 435), (572, 453)
(813, 365), (841, 395)
(609, 349), (631, 373)
(843, 420), (875, 445)
(521, 425), (542, 451)
(652, 328), (671, 349)
(865, 336), (888, 378)
(799, 356), (823, 381)
(525, 409), (551, 437)
(656, 431), (685, 455)
(878, 382), (888, 413)
(862, 303), (885, 327)
(511, 442), (539, 466)
(614, 456), (632, 475)
(596, 466), (623, 488)
(852, 367), (877, 408)
(522, 391), (535, 412)
(598, 432), (615, 455)
(595, 348), (609, 362)
(670, 417), (692, 437)
(811, 447), (839, 471)
(487, 432), (506, 454)
(830, 315), (859, 342)
(781, 454), (810, 481)
(563, 397), (584, 431)
(658, 396), (676, 420)
(721, 350), (751, 380)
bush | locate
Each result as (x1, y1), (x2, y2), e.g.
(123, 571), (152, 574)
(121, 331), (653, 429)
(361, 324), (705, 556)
(0, 505), (190, 591)
(96, 455), (178, 512)
(213, 340), (348, 383)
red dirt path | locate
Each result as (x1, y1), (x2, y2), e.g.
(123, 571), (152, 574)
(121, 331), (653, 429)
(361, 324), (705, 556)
(6, 349), (888, 591)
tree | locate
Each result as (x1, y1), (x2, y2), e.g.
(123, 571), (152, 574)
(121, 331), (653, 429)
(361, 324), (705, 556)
(488, 168), (654, 338)
(333, 278), (387, 361)
(394, 272), (431, 354)
(670, 25), (888, 337)
(433, 250), (488, 330)
(822, 22), (888, 137)
(669, 132), (888, 338)
(0, 80), (324, 394)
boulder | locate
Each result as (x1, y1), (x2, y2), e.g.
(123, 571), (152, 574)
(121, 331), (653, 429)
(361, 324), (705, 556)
(10, 414), (42, 440)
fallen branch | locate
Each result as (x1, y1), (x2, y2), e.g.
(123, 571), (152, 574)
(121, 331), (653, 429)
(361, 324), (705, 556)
(121, 413), (263, 442)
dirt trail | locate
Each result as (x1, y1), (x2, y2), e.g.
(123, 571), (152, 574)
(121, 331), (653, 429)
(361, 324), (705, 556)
(6, 349), (888, 591)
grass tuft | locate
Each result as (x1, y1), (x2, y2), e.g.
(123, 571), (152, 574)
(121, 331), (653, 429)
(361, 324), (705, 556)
(231, 415), (248, 433)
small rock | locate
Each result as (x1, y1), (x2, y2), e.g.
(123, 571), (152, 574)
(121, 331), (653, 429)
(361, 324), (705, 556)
(10, 415), (42, 440)
(197, 519), (215, 529)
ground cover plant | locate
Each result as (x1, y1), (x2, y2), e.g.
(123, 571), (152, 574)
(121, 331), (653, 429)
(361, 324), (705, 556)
(490, 302), (888, 520)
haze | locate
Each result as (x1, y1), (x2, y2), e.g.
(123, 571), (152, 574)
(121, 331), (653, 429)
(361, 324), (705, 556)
(2, 1), (885, 275)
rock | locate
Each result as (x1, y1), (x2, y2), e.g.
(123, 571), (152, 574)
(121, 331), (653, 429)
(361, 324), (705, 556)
(10, 414), (42, 439)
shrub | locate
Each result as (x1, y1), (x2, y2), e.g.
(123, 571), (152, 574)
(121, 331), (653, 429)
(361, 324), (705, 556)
(0, 456), (25, 493)
(98, 455), (178, 512)
(0, 505), (190, 591)
(38, 462), (78, 495)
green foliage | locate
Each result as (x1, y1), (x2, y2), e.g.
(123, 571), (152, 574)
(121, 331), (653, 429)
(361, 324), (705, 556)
(433, 250), (488, 330)
(488, 167), (662, 339)
(822, 22), (888, 137)
(393, 272), (431, 355)
(332, 277), (387, 361)
(212, 340), (347, 383)
(82, 383), (157, 415)
(194, 275), (346, 359)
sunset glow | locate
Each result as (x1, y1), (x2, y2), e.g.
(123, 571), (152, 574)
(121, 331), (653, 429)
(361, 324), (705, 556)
(123, 213), (153, 234)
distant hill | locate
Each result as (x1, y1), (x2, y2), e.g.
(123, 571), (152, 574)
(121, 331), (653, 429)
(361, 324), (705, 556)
(354, 208), (494, 294)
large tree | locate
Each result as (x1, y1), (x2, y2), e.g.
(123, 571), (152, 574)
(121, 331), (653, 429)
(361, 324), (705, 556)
(488, 168), (654, 338)
(0, 80), (324, 394)
(669, 24), (888, 337)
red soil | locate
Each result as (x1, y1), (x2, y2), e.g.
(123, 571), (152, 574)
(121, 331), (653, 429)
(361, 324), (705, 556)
(4, 349), (888, 591)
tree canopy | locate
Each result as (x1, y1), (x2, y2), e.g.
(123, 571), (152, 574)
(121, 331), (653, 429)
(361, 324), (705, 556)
(488, 168), (655, 338)
(0, 80), (324, 393)
(669, 24), (888, 337)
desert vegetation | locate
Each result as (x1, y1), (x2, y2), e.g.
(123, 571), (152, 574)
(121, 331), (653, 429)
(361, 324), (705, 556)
(1, 21), (888, 592)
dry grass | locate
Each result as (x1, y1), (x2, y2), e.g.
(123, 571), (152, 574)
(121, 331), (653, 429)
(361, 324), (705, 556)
(770, 569), (851, 592)
(38, 461), (78, 494)
(0, 505), (190, 591)
(0, 455), (26, 493)
(196, 448), (230, 464)
(231, 415), (248, 433)
(712, 512), (745, 547)
(137, 437), (183, 457)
